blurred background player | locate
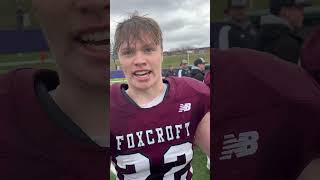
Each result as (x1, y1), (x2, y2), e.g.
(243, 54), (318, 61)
(15, 4), (24, 30)
(191, 57), (207, 81)
(164, 65), (177, 77)
(211, 0), (258, 49)
(177, 59), (191, 77)
(259, 0), (312, 64)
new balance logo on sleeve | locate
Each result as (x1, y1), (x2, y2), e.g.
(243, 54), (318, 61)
(219, 131), (259, 160)
(179, 103), (191, 112)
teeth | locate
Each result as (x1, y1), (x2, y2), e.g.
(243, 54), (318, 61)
(135, 71), (150, 75)
(81, 31), (109, 42)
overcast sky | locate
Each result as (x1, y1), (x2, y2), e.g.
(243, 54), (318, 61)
(110, 0), (210, 52)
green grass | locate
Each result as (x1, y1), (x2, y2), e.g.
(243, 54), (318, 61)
(0, 52), (51, 63)
(0, 62), (56, 74)
(162, 53), (210, 69)
(110, 173), (116, 180)
(110, 147), (209, 180)
(0, 51), (54, 74)
(192, 147), (210, 179)
(110, 78), (127, 84)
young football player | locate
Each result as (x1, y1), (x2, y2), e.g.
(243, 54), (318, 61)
(0, 0), (109, 179)
(110, 14), (210, 179)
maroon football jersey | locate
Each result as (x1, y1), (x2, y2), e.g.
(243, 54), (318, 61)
(110, 77), (210, 179)
(204, 72), (210, 88)
(212, 48), (320, 180)
(0, 69), (109, 180)
(301, 26), (320, 83)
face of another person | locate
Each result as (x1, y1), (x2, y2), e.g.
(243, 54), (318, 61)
(286, 5), (305, 28)
(32, 0), (109, 88)
(199, 63), (205, 71)
(229, 6), (248, 23)
(118, 33), (163, 91)
(182, 63), (188, 69)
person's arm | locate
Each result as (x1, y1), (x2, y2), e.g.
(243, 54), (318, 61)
(297, 159), (320, 180)
(194, 112), (210, 157)
(218, 25), (231, 50)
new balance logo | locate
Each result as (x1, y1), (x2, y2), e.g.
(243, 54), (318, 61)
(219, 131), (259, 160)
(179, 103), (191, 112)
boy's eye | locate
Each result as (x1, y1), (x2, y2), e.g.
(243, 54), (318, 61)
(144, 47), (155, 53)
(121, 50), (133, 56)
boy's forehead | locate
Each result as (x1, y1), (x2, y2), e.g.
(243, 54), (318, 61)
(120, 35), (157, 48)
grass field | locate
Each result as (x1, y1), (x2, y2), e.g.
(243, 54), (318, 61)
(110, 78), (127, 84)
(0, 52), (55, 74)
(0, 63), (56, 74)
(0, 52), (51, 63)
(110, 147), (210, 180)
(0, 57), (56, 74)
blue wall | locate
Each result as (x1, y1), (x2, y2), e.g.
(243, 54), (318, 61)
(0, 29), (49, 53)
(110, 70), (125, 79)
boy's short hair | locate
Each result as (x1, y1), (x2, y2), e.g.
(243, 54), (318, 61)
(114, 13), (163, 53)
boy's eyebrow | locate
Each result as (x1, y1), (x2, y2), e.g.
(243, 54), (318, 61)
(119, 40), (157, 51)
(142, 43), (156, 48)
(119, 47), (134, 52)
(121, 47), (131, 50)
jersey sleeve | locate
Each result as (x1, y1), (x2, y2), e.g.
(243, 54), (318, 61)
(299, 26), (320, 164)
(204, 72), (211, 88)
(184, 77), (210, 118)
(295, 102), (320, 168)
(301, 26), (320, 82)
(201, 83), (210, 115)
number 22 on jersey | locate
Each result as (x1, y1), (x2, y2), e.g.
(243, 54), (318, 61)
(115, 142), (193, 180)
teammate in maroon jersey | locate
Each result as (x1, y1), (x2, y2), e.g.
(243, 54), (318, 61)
(212, 48), (320, 180)
(298, 26), (320, 180)
(110, 14), (210, 179)
(204, 71), (211, 88)
(301, 26), (320, 84)
(0, 0), (109, 179)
